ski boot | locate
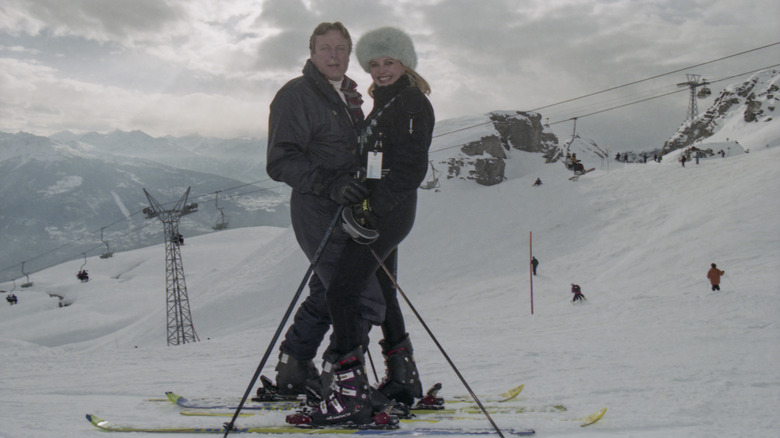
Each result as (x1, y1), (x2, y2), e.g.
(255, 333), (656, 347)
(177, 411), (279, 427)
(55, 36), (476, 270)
(305, 379), (412, 419)
(273, 352), (319, 399)
(290, 348), (376, 426)
(377, 334), (423, 406)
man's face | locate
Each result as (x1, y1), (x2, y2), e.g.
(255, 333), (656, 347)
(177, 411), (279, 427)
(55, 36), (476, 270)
(310, 30), (350, 81)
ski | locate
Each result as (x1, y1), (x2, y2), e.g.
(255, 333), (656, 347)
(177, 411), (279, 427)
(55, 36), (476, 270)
(86, 413), (536, 435)
(413, 406), (605, 428)
(167, 390), (568, 417)
(179, 407), (606, 427)
(168, 391), (301, 411)
(419, 404), (567, 415)
(166, 384), (525, 412)
(569, 168), (595, 180)
(160, 386), (604, 428)
(179, 410), (436, 424)
(178, 404), (567, 418)
(577, 407), (607, 427)
(451, 384), (524, 403)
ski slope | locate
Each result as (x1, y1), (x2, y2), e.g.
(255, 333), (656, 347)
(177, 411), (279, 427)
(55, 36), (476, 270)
(1, 144), (778, 437)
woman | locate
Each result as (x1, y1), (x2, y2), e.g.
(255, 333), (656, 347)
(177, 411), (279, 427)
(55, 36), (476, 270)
(301, 26), (435, 426)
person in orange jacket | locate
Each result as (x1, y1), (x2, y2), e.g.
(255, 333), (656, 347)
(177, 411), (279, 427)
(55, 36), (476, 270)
(707, 263), (725, 291)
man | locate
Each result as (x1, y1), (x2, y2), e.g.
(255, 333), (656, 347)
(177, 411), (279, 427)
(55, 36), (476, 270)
(265, 22), (385, 398)
(707, 263), (725, 291)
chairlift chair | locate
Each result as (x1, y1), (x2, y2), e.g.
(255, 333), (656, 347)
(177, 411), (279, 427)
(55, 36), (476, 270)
(420, 161), (441, 190)
(99, 227), (113, 258)
(213, 191), (229, 230)
(697, 86), (712, 98)
(5, 280), (18, 305)
(20, 261), (33, 288)
(77, 253), (89, 282)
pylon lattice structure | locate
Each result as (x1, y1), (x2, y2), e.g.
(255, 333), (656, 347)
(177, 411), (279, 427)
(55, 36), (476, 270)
(143, 187), (200, 346)
(677, 73), (710, 122)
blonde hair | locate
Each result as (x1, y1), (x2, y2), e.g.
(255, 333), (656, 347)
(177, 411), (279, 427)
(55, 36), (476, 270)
(368, 66), (431, 98)
(309, 22), (352, 54)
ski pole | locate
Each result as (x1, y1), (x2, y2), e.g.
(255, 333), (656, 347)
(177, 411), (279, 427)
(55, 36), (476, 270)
(725, 273), (739, 292)
(223, 205), (345, 437)
(366, 348), (380, 384)
(368, 246), (507, 438)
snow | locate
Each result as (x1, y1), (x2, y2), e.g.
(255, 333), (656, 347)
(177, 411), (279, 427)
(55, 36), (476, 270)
(1, 142), (779, 437)
(38, 176), (84, 196)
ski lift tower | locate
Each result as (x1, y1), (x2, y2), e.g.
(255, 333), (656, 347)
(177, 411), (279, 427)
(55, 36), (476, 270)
(677, 74), (711, 122)
(143, 187), (200, 346)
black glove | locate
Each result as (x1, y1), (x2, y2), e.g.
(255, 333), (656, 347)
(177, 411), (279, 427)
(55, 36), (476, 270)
(328, 175), (369, 206)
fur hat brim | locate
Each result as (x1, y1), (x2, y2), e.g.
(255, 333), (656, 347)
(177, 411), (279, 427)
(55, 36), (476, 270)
(355, 27), (417, 73)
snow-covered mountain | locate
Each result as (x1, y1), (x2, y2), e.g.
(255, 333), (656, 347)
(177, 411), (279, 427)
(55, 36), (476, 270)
(50, 130), (269, 182)
(1, 130), (778, 437)
(427, 111), (560, 186)
(0, 132), (288, 282)
(662, 68), (780, 153)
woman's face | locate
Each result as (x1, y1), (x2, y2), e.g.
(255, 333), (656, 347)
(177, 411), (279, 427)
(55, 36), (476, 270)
(368, 56), (406, 87)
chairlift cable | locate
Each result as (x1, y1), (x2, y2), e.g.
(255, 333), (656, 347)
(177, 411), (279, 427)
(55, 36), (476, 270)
(544, 63), (780, 126)
(428, 43), (780, 151)
(431, 62), (780, 153)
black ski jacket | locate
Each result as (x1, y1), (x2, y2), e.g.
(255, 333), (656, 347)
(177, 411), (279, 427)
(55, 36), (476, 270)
(266, 60), (362, 196)
(361, 75), (435, 216)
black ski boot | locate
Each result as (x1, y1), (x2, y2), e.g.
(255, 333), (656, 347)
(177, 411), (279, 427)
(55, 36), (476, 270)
(274, 352), (319, 398)
(377, 334), (423, 406)
(305, 348), (374, 426)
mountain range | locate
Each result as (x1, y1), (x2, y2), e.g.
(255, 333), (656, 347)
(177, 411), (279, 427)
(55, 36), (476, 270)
(1, 68), (777, 284)
(0, 131), (288, 282)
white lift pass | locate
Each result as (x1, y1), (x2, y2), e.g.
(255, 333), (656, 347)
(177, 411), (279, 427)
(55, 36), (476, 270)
(366, 151), (383, 179)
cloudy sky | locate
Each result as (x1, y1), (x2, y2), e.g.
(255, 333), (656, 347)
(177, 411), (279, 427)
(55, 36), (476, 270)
(1, 0), (779, 152)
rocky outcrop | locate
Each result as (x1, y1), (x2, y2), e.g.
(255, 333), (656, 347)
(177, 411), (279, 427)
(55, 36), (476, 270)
(444, 111), (559, 186)
(662, 69), (778, 154)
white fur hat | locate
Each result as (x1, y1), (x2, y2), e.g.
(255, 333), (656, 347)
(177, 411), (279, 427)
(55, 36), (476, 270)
(355, 27), (417, 73)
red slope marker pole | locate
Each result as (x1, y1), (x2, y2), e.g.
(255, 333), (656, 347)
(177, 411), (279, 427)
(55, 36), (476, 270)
(530, 231), (534, 315)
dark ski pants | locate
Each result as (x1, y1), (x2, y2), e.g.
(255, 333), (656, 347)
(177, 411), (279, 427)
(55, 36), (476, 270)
(376, 249), (407, 347)
(326, 193), (417, 356)
(279, 192), (386, 362)
(711, 284), (720, 291)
